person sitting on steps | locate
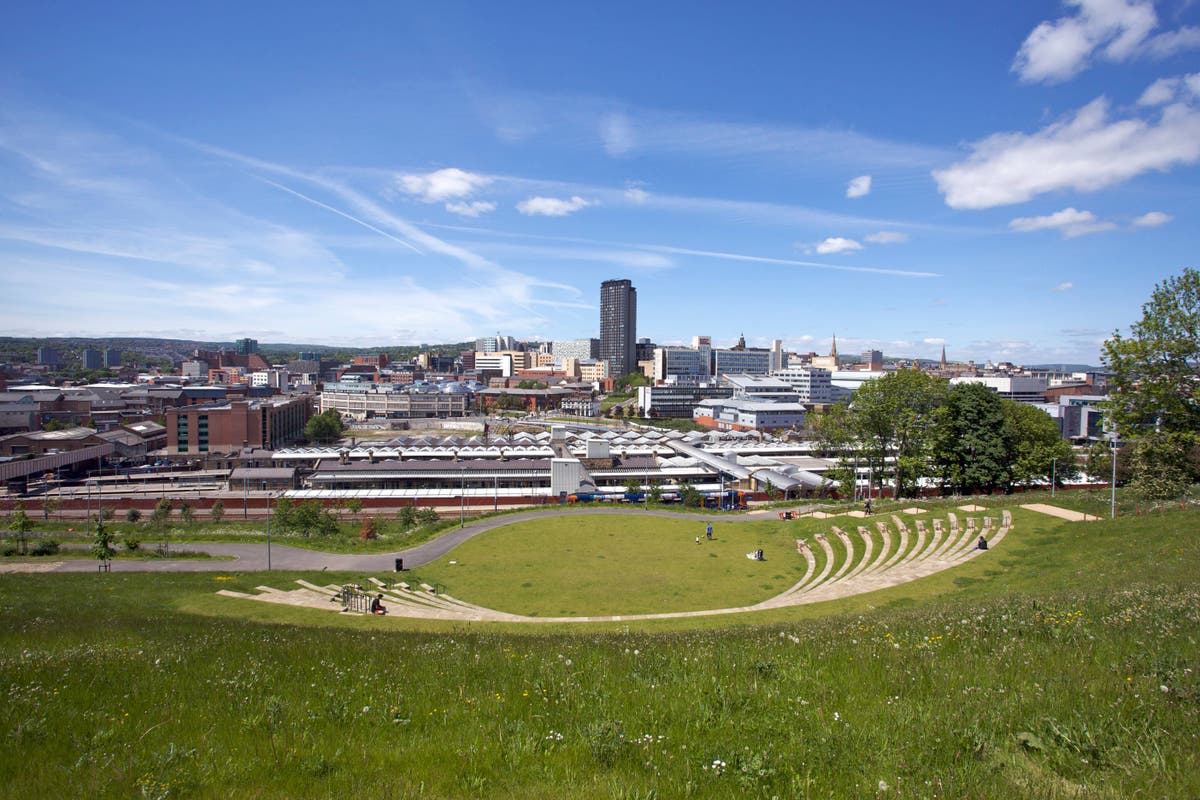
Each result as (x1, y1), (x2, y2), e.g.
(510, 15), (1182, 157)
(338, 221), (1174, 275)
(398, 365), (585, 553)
(370, 593), (388, 615)
(976, 535), (988, 551)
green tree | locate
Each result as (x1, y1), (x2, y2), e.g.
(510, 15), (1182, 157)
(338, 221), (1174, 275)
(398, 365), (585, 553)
(210, 499), (225, 524)
(1127, 431), (1193, 504)
(304, 409), (345, 442)
(398, 504), (417, 529)
(647, 482), (663, 505)
(345, 498), (364, 521)
(417, 507), (440, 525)
(151, 498), (172, 528)
(8, 500), (34, 556)
(1001, 400), (1076, 491)
(677, 481), (702, 508)
(1102, 268), (1200, 492)
(41, 496), (61, 522)
(277, 499), (338, 538)
(125, 507), (142, 524)
(931, 383), (1008, 495)
(179, 500), (194, 525)
(623, 477), (642, 500)
(92, 516), (114, 569)
(851, 371), (948, 498)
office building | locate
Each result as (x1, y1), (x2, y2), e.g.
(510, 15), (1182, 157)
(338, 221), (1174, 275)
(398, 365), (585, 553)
(770, 367), (834, 404)
(36, 347), (61, 367)
(103, 348), (122, 368)
(600, 279), (637, 379)
(234, 338), (259, 355)
(167, 395), (312, 453)
(553, 338), (600, 363)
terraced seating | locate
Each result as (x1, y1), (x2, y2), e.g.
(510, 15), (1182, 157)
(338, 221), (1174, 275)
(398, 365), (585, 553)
(222, 509), (1013, 623)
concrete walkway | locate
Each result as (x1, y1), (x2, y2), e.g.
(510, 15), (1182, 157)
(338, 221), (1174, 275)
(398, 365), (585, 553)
(1019, 503), (1101, 522)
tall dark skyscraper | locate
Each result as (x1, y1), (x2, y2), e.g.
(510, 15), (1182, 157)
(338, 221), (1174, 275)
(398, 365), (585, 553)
(600, 278), (637, 378)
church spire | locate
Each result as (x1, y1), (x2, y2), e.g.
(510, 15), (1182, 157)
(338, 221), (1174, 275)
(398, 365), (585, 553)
(940, 344), (947, 369)
(830, 334), (838, 359)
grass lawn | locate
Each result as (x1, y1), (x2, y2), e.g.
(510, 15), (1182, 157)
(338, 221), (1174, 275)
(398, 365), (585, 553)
(1, 504), (1198, 798)
(411, 515), (810, 616)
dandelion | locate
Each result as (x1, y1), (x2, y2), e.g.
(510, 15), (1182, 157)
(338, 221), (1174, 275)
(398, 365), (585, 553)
(878, 779), (890, 792)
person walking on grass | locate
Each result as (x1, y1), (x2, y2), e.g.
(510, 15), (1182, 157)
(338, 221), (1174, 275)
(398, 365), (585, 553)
(706, 523), (713, 541)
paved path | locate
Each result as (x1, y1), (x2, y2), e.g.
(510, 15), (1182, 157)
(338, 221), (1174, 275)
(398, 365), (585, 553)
(1019, 503), (1101, 522)
(7, 505), (830, 574)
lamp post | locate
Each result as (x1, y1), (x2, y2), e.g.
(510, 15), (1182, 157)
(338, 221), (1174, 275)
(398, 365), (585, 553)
(1110, 437), (1119, 519)
(1051, 457), (1056, 497)
(266, 491), (273, 571)
(460, 468), (465, 528)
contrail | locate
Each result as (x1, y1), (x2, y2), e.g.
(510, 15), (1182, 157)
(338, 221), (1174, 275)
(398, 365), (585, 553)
(251, 175), (424, 255)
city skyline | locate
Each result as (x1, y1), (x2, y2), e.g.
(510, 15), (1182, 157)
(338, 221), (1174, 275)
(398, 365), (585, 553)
(2, 2), (1198, 365)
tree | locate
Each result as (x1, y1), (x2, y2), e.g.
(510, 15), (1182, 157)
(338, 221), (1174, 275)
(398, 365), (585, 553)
(8, 500), (33, 556)
(1001, 400), (1076, 491)
(151, 497), (171, 526)
(41, 496), (61, 522)
(647, 482), (663, 505)
(125, 508), (142, 524)
(398, 504), (417, 529)
(932, 383), (1008, 495)
(677, 481), (702, 508)
(305, 409), (345, 443)
(179, 500), (194, 525)
(417, 507), (440, 525)
(210, 499), (225, 524)
(1102, 268), (1200, 491)
(345, 498), (364, 521)
(92, 515), (115, 569)
(851, 371), (948, 498)
(1128, 431), (1193, 504)
(623, 477), (642, 501)
(276, 499), (338, 538)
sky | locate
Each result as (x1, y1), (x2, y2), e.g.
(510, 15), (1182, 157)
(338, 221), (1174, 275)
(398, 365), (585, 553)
(1, 1), (1198, 366)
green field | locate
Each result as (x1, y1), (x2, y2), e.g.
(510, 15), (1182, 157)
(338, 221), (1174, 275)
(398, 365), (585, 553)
(1, 505), (1198, 798)
(412, 515), (809, 616)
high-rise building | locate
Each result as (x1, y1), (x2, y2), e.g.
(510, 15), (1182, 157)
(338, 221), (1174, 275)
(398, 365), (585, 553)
(81, 349), (103, 370)
(36, 347), (61, 366)
(103, 348), (122, 368)
(599, 279), (637, 378)
(234, 338), (259, 355)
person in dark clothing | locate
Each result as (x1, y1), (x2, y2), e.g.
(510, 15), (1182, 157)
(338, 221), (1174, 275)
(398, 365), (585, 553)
(976, 535), (988, 551)
(370, 594), (388, 614)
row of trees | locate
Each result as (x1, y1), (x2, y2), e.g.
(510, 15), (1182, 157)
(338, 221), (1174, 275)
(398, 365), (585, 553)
(813, 370), (1075, 498)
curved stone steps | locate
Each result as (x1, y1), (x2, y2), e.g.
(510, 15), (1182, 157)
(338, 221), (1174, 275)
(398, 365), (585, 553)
(224, 511), (1016, 623)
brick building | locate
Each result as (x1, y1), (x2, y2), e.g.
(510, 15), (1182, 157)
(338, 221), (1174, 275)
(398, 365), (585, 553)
(166, 395), (313, 454)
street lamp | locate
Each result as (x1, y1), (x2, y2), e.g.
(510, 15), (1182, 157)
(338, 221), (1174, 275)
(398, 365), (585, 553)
(1051, 457), (1056, 497)
(460, 468), (466, 528)
(266, 491), (273, 571)
(1110, 437), (1119, 519)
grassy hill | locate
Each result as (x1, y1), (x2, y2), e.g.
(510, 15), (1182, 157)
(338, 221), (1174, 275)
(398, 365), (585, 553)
(1, 505), (1197, 798)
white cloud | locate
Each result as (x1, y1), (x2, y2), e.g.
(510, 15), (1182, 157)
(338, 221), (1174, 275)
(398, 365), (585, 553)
(398, 168), (492, 203)
(815, 237), (863, 254)
(1052, 282), (1075, 292)
(933, 94), (1200, 209)
(1009, 207), (1117, 237)
(1138, 72), (1200, 105)
(1132, 210), (1173, 226)
(516, 195), (592, 217)
(444, 200), (496, 217)
(865, 231), (910, 244)
(624, 186), (649, 204)
(601, 113), (636, 156)
(846, 175), (872, 198)
(1012, 0), (1200, 84)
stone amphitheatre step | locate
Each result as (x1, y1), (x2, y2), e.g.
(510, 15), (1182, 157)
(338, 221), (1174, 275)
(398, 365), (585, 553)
(827, 528), (857, 583)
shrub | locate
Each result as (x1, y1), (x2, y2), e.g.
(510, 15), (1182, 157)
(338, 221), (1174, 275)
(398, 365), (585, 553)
(126, 508), (142, 524)
(30, 539), (59, 556)
(124, 537), (140, 552)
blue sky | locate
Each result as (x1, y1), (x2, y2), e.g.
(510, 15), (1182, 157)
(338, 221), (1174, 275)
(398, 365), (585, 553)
(1, 1), (1197, 365)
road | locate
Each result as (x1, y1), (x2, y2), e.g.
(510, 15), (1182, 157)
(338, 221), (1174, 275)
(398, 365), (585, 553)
(8, 505), (820, 574)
